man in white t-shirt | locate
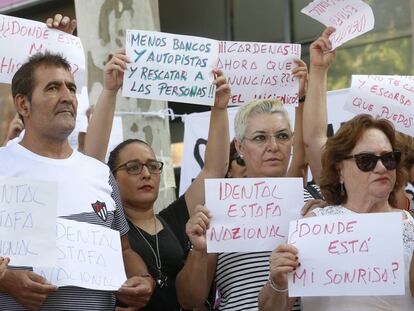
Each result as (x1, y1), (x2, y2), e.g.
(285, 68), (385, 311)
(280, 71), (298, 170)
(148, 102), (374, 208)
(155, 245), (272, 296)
(0, 52), (153, 310)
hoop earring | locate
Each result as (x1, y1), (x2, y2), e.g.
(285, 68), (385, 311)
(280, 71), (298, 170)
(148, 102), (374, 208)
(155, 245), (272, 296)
(340, 181), (345, 196)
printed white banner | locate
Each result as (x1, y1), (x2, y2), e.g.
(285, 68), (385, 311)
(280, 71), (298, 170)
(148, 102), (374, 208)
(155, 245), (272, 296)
(123, 30), (218, 105)
(206, 178), (303, 252)
(0, 14), (86, 91)
(34, 218), (127, 291)
(218, 41), (301, 106)
(288, 212), (404, 296)
(344, 75), (414, 136)
(0, 176), (57, 267)
(301, 0), (375, 50)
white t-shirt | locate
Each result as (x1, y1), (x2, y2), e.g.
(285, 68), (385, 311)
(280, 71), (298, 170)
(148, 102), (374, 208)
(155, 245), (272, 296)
(0, 142), (129, 310)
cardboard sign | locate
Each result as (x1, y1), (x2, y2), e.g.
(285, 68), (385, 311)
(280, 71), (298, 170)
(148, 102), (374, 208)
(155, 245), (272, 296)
(344, 75), (414, 136)
(34, 218), (127, 291)
(218, 41), (301, 106)
(0, 14), (85, 91)
(123, 30), (219, 105)
(205, 178), (303, 253)
(0, 176), (57, 267)
(301, 0), (375, 50)
(288, 212), (404, 296)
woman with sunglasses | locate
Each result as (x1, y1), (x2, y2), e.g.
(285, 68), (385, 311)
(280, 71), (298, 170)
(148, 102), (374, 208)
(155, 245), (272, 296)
(84, 49), (231, 310)
(259, 27), (414, 311)
(260, 114), (414, 311)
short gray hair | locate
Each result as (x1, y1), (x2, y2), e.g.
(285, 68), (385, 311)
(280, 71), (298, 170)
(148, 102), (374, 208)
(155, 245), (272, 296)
(234, 99), (291, 141)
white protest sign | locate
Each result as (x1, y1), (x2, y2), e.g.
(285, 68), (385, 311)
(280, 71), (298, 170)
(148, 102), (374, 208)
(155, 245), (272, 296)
(68, 86), (90, 150)
(123, 30), (218, 106)
(34, 218), (126, 291)
(344, 75), (414, 136)
(105, 116), (124, 162)
(0, 176), (57, 267)
(288, 212), (404, 297)
(205, 178), (303, 253)
(301, 0), (375, 50)
(0, 14), (85, 90)
(218, 41), (301, 106)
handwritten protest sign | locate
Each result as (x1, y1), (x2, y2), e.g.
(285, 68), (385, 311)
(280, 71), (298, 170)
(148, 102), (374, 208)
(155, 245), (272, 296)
(34, 218), (126, 291)
(0, 176), (57, 267)
(288, 212), (404, 297)
(205, 178), (303, 252)
(123, 30), (218, 105)
(344, 75), (414, 136)
(301, 0), (375, 50)
(218, 41), (301, 106)
(0, 14), (85, 90)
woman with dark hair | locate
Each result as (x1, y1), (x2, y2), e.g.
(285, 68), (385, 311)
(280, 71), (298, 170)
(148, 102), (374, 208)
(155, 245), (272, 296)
(84, 48), (231, 310)
(226, 138), (246, 178)
(395, 132), (414, 212)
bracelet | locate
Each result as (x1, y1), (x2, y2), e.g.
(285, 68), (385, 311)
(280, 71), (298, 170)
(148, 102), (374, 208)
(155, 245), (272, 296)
(299, 96), (306, 103)
(268, 277), (288, 293)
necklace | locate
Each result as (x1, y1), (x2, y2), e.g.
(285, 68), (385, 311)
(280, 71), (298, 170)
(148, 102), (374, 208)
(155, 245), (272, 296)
(131, 217), (168, 288)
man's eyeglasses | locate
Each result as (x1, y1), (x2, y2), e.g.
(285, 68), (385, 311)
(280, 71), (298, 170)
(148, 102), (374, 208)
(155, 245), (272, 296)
(243, 131), (292, 146)
(343, 151), (401, 172)
(112, 159), (164, 175)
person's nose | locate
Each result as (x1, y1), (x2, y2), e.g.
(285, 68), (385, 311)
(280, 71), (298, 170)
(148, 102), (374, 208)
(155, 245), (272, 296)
(60, 84), (74, 99)
(373, 158), (387, 173)
(266, 135), (280, 152)
(140, 164), (151, 179)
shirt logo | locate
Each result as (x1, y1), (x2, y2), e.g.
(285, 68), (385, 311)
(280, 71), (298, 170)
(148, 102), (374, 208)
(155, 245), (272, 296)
(91, 200), (108, 222)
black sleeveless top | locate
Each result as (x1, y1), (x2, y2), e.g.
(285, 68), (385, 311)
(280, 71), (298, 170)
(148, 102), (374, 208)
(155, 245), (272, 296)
(120, 195), (190, 311)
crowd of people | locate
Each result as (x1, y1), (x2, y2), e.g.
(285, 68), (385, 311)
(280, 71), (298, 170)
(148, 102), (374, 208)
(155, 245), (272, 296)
(0, 12), (413, 311)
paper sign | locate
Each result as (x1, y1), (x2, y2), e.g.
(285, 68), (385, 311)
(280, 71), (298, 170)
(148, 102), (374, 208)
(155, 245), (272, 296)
(344, 75), (414, 136)
(218, 41), (301, 106)
(105, 116), (124, 162)
(123, 30), (219, 106)
(0, 14), (85, 90)
(288, 212), (404, 297)
(68, 86), (90, 150)
(34, 218), (127, 291)
(0, 176), (57, 267)
(205, 178), (303, 253)
(301, 0), (375, 50)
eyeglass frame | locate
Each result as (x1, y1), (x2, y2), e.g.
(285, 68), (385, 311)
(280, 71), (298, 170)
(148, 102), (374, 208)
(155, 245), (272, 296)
(112, 159), (164, 175)
(342, 151), (401, 172)
(242, 130), (293, 146)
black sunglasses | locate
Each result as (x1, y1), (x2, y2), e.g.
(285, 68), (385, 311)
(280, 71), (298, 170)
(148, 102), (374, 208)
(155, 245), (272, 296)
(112, 159), (164, 175)
(343, 151), (401, 172)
